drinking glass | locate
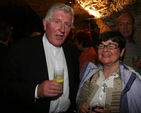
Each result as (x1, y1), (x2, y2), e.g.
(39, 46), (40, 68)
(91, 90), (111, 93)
(54, 68), (64, 92)
(132, 56), (141, 72)
(90, 101), (104, 113)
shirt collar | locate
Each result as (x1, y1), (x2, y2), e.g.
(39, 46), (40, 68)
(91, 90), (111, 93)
(128, 37), (137, 44)
(99, 66), (120, 78)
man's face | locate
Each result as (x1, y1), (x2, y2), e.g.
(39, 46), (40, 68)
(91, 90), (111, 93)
(116, 14), (134, 39)
(43, 10), (72, 47)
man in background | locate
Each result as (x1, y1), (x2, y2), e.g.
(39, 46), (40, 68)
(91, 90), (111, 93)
(116, 13), (141, 74)
(0, 20), (12, 73)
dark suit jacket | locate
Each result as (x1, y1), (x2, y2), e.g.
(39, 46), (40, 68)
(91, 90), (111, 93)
(0, 42), (9, 73)
(0, 35), (79, 113)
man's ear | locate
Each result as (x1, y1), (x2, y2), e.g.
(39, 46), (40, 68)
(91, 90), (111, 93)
(115, 24), (119, 31)
(42, 18), (47, 31)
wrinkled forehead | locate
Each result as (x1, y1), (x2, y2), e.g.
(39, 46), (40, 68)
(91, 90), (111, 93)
(117, 14), (134, 24)
(53, 10), (72, 16)
(51, 9), (73, 24)
(101, 39), (117, 44)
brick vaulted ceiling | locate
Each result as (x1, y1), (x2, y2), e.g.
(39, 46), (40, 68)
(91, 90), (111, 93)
(0, 0), (141, 40)
(0, 0), (90, 39)
(0, 0), (68, 19)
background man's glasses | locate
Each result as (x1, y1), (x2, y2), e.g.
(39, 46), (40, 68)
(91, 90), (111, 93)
(118, 22), (133, 27)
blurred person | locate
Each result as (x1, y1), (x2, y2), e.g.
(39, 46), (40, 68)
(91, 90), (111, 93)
(0, 3), (79, 113)
(30, 31), (41, 37)
(0, 20), (12, 73)
(116, 13), (141, 74)
(66, 25), (75, 43)
(74, 30), (99, 78)
(0, 20), (12, 112)
(76, 30), (141, 113)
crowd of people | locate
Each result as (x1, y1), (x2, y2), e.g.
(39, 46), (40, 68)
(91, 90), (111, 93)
(0, 2), (141, 113)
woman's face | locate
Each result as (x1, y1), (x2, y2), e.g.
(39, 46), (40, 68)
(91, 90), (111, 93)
(98, 40), (125, 65)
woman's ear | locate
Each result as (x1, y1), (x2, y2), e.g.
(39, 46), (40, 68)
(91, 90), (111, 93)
(120, 48), (125, 57)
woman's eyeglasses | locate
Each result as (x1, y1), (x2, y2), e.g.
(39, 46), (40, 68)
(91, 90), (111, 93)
(97, 43), (119, 49)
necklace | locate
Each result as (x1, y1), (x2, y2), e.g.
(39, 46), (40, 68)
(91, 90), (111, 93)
(102, 83), (107, 92)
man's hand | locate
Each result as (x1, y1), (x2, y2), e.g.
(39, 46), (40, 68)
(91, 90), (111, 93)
(37, 80), (62, 98)
(79, 102), (90, 113)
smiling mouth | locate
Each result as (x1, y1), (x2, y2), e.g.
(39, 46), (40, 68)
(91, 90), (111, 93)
(123, 31), (129, 33)
(102, 54), (110, 58)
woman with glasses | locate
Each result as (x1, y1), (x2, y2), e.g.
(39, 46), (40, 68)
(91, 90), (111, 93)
(76, 30), (141, 113)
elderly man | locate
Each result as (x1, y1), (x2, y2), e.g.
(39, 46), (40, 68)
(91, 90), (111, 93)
(0, 3), (79, 113)
(116, 13), (141, 74)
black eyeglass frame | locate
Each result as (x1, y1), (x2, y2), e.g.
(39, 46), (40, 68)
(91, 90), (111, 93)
(97, 43), (119, 49)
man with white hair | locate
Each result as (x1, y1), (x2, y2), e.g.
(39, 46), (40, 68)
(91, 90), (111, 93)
(0, 3), (79, 113)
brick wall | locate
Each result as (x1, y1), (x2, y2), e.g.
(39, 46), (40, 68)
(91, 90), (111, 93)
(1, 0), (141, 40)
(25, 0), (66, 19)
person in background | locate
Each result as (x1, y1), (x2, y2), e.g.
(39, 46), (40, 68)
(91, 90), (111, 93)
(30, 31), (41, 37)
(0, 3), (79, 113)
(74, 30), (99, 76)
(116, 13), (141, 74)
(66, 25), (75, 43)
(0, 20), (12, 112)
(0, 20), (12, 73)
(76, 30), (141, 113)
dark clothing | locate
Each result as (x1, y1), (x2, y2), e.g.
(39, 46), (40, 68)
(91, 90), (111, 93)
(0, 42), (9, 112)
(0, 35), (79, 113)
(128, 36), (136, 44)
(0, 42), (9, 74)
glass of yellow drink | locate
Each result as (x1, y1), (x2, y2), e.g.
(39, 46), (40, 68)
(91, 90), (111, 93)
(54, 68), (64, 92)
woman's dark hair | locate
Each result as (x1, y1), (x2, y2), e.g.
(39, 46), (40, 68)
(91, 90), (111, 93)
(74, 30), (93, 48)
(97, 30), (126, 51)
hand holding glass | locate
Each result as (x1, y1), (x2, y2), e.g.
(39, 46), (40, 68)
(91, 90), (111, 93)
(54, 68), (64, 92)
(90, 101), (104, 113)
(132, 56), (141, 72)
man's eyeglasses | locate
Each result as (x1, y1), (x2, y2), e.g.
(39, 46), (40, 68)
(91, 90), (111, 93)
(118, 22), (133, 27)
(97, 43), (119, 49)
